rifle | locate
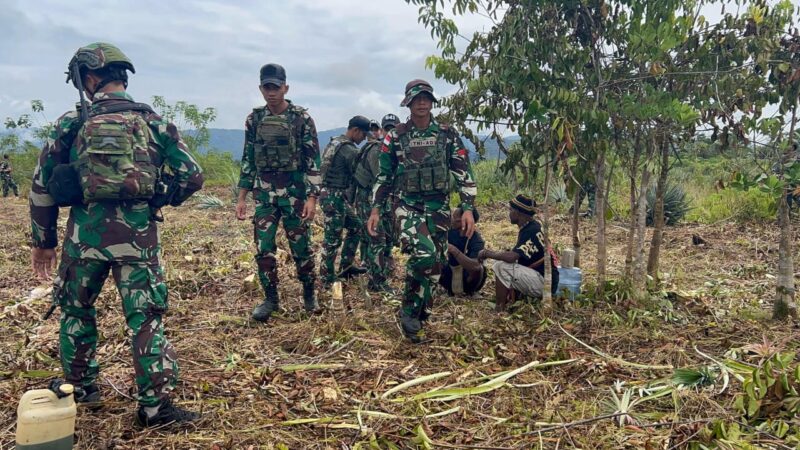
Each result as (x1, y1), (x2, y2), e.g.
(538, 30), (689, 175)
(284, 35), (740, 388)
(70, 62), (90, 123)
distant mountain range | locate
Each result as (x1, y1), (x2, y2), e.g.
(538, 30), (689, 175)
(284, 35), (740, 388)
(203, 128), (518, 160)
(2, 127), (517, 160)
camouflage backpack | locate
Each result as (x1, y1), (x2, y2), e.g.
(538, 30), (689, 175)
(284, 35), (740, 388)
(253, 106), (302, 172)
(319, 135), (351, 189)
(353, 139), (380, 189)
(75, 103), (158, 202)
(396, 122), (451, 195)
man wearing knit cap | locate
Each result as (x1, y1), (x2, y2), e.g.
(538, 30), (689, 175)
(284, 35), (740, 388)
(478, 194), (559, 311)
(367, 79), (477, 343)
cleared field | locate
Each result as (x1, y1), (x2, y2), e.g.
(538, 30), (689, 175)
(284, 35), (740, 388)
(1, 192), (798, 449)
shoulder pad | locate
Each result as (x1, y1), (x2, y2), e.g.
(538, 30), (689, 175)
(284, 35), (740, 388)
(289, 104), (308, 114)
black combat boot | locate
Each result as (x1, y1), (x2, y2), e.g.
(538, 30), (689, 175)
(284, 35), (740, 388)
(252, 284), (279, 322)
(338, 264), (367, 279)
(303, 281), (319, 313)
(135, 398), (200, 428)
(74, 384), (101, 404)
(399, 309), (423, 344)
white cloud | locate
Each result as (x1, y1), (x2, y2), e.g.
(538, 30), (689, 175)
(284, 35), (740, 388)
(0, 0), (494, 131)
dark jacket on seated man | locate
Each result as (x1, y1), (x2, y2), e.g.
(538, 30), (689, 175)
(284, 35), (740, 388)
(439, 208), (487, 295)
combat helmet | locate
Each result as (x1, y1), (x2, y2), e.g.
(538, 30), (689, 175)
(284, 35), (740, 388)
(66, 42), (135, 89)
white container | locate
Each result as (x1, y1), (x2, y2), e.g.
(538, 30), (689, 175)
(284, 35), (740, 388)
(16, 384), (76, 450)
(560, 248), (575, 269)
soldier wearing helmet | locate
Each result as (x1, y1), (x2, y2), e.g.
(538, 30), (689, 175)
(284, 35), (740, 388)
(367, 79), (477, 343)
(29, 42), (204, 427)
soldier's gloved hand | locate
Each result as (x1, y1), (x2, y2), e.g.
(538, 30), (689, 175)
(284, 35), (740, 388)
(31, 248), (57, 280)
(367, 208), (380, 237)
(461, 209), (475, 238)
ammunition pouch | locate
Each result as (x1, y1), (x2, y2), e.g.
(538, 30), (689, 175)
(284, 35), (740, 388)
(148, 172), (179, 209)
(46, 164), (84, 207)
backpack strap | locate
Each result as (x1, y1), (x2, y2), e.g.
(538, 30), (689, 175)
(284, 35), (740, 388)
(89, 102), (155, 118)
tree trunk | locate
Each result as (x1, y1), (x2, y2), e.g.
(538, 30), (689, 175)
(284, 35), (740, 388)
(774, 194), (797, 319)
(647, 136), (670, 280)
(541, 149), (554, 313)
(774, 106), (798, 320)
(632, 136), (655, 303)
(624, 134), (642, 279)
(571, 184), (581, 268)
(594, 144), (607, 299)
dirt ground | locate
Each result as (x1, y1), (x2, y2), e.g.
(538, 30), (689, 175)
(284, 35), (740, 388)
(1, 192), (798, 449)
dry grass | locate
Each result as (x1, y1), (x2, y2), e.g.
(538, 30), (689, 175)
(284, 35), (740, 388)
(1, 191), (798, 449)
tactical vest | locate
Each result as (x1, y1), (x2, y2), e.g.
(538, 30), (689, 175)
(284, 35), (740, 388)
(252, 107), (301, 172)
(397, 124), (450, 195)
(75, 103), (158, 202)
(353, 140), (380, 189)
(320, 136), (351, 189)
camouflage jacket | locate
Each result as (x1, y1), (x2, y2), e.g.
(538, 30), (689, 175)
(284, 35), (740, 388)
(0, 160), (11, 174)
(237, 100), (321, 202)
(29, 91), (204, 262)
(372, 117), (476, 210)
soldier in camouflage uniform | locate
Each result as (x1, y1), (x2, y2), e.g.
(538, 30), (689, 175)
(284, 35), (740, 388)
(1, 154), (19, 197)
(354, 114), (400, 292)
(29, 43), (204, 427)
(367, 80), (477, 343)
(236, 63), (321, 321)
(319, 116), (370, 286)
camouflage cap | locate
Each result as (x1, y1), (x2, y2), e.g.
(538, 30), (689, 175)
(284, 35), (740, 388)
(400, 79), (438, 107)
(66, 42), (135, 87)
(381, 113), (400, 129)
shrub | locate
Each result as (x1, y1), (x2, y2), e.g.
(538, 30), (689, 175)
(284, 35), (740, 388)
(687, 188), (777, 224)
(471, 160), (517, 206)
(646, 183), (690, 226)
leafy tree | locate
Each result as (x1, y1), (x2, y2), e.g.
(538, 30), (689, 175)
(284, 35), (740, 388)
(151, 96), (217, 155)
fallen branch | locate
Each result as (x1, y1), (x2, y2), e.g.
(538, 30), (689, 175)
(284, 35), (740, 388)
(559, 324), (673, 370)
(381, 371), (453, 399)
(496, 412), (626, 443)
(278, 363), (346, 372)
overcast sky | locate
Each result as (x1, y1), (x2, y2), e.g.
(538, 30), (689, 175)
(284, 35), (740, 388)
(0, 0), (495, 131)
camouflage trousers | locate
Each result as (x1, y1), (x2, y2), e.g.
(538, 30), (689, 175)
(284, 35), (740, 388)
(1, 173), (18, 197)
(319, 189), (362, 284)
(355, 187), (395, 286)
(395, 198), (449, 319)
(53, 255), (177, 407)
(253, 193), (316, 292)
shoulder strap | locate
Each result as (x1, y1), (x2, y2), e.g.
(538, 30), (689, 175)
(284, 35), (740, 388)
(395, 121), (411, 137)
(89, 102), (155, 118)
(252, 107), (265, 125)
